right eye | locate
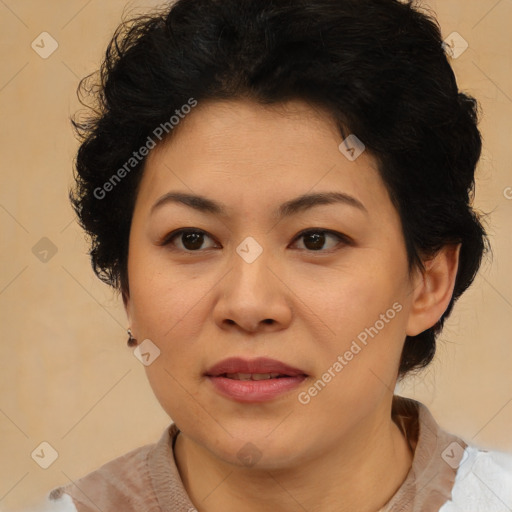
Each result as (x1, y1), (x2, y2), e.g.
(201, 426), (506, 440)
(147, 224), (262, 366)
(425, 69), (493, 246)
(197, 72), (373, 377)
(161, 228), (220, 252)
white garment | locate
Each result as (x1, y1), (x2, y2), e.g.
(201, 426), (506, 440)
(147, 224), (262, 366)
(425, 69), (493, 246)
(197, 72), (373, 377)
(440, 446), (512, 512)
(7, 493), (76, 512)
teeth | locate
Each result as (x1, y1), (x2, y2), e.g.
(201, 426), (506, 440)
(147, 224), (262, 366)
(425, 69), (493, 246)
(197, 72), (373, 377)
(253, 373), (281, 380)
(225, 373), (283, 380)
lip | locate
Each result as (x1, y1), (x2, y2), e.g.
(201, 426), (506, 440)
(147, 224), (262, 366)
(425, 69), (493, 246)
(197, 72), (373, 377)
(205, 357), (308, 403)
(206, 357), (306, 377)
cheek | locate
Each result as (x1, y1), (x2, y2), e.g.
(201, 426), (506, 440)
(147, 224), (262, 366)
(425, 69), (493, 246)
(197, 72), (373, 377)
(308, 263), (409, 390)
(127, 246), (204, 335)
(309, 262), (404, 340)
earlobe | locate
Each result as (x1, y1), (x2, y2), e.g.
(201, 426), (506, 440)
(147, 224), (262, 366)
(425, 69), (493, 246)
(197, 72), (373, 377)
(122, 291), (129, 311)
(122, 294), (138, 347)
(405, 244), (461, 337)
(122, 287), (131, 315)
(122, 289), (133, 330)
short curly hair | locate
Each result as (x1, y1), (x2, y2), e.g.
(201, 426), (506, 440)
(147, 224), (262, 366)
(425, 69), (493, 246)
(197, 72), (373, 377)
(71, 0), (488, 377)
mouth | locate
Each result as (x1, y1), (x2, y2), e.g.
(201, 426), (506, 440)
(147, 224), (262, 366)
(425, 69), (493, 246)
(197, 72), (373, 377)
(221, 372), (293, 380)
(205, 357), (308, 403)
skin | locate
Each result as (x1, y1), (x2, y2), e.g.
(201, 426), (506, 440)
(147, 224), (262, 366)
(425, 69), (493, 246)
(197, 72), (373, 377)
(124, 98), (460, 512)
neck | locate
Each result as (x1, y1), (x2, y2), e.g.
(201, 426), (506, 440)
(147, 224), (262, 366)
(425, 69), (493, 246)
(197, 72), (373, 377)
(174, 401), (413, 512)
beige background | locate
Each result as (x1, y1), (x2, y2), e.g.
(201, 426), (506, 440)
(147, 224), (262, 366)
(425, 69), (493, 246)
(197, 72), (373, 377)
(0, 0), (511, 510)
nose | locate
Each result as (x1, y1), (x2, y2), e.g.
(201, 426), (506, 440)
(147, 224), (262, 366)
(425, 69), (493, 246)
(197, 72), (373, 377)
(213, 246), (293, 334)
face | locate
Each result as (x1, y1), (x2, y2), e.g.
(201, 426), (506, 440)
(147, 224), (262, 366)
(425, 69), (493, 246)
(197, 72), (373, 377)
(125, 98), (420, 468)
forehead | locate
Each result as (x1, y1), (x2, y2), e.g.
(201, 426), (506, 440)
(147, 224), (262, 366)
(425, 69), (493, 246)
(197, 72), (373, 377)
(136, 98), (389, 218)
(150, 98), (343, 164)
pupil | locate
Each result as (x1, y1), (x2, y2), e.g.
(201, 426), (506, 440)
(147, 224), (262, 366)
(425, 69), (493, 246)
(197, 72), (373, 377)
(305, 232), (325, 251)
(183, 232), (203, 250)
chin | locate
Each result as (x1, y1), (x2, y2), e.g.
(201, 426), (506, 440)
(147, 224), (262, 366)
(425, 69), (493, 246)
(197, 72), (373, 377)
(200, 424), (310, 471)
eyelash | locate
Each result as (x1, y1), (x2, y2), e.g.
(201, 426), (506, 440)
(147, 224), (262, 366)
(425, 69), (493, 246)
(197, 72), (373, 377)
(159, 228), (352, 253)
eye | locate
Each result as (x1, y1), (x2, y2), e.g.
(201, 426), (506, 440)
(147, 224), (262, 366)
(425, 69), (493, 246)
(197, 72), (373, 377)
(291, 229), (350, 252)
(160, 228), (350, 253)
(161, 228), (219, 252)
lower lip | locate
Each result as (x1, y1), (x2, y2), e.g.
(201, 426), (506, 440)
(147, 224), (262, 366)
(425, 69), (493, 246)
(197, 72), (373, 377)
(207, 375), (307, 403)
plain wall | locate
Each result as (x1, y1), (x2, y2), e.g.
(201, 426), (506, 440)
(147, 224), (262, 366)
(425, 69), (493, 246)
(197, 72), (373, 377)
(0, 0), (511, 510)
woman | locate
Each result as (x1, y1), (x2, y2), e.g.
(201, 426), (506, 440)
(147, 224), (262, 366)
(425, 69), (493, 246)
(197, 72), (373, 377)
(36, 0), (512, 510)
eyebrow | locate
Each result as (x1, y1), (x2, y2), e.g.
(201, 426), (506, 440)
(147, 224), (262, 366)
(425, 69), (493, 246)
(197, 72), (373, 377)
(150, 191), (368, 218)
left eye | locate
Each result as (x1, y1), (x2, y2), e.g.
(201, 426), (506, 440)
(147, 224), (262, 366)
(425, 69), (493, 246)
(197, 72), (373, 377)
(291, 229), (349, 251)
(161, 228), (349, 252)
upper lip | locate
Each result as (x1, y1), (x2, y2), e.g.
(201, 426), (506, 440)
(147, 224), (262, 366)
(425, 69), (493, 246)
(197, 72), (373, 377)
(205, 357), (307, 377)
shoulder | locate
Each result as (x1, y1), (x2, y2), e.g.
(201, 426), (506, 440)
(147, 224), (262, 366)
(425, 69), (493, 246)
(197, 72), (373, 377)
(15, 424), (182, 512)
(22, 423), (185, 512)
(41, 441), (161, 512)
(440, 445), (512, 511)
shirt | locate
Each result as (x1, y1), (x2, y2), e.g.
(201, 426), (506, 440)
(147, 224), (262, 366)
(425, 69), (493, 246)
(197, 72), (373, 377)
(25, 396), (512, 511)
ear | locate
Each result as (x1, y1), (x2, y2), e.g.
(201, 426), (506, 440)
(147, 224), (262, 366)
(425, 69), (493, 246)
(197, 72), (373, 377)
(406, 243), (461, 337)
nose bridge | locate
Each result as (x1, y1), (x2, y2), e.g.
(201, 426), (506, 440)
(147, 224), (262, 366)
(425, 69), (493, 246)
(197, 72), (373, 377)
(235, 234), (266, 267)
(230, 235), (271, 293)
(214, 234), (292, 332)
(219, 235), (283, 317)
